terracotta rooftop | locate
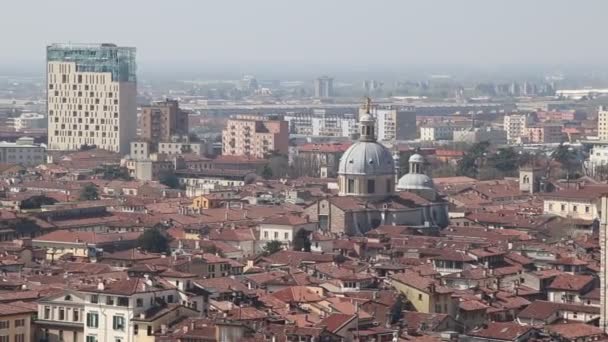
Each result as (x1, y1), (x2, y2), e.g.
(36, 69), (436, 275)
(547, 274), (594, 291)
(468, 322), (534, 340)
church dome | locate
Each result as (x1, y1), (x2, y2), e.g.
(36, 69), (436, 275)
(338, 142), (394, 176)
(397, 173), (435, 190)
(408, 153), (425, 164)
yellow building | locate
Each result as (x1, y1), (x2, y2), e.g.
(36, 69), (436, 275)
(0, 302), (36, 342)
(32, 230), (141, 261)
(390, 272), (456, 316)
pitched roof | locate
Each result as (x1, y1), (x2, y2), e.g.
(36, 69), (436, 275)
(317, 313), (356, 333)
(272, 286), (324, 303)
(545, 323), (605, 340)
(468, 322), (533, 341)
(518, 300), (599, 320)
(547, 274), (594, 291)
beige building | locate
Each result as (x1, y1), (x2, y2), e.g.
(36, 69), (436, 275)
(0, 137), (46, 166)
(522, 124), (563, 143)
(0, 303), (36, 342)
(222, 115), (288, 158)
(503, 113), (532, 143)
(138, 100), (188, 144)
(47, 43), (137, 154)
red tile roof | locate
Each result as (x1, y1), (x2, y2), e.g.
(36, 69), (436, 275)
(547, 274), (594, 292)
(468, 322), (533, 340)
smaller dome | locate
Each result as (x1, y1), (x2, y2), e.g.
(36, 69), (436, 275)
(397, 173), (435, 191)
(360, 113), (373, 122)
(409, 153), (425, 164)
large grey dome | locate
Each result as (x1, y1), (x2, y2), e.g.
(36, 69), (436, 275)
(397, 173), (435, 190)
(338, 141), (394, 175)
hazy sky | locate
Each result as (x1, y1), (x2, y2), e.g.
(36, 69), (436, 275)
(1, 0), (607, 70)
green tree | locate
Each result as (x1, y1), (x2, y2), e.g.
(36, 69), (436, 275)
(389, 294), (406, 325)
(138, 228), (169, 253)
(293, 230), (311, 252)
(488, 147), (519, 173)
(333, 253), (347, 266)
(263, 240), (283, 255)
(457, 141), (490, 178)
(552, 143), (579, 178)
(79, 184), (99, 201)
(260, 165), (273, 180)
(160, 173), (180, 189)
(100, 165), (132, 181)
(20, 195), (58, 209)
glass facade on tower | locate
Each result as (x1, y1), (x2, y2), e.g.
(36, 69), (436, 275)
(47, 43), (136, 82)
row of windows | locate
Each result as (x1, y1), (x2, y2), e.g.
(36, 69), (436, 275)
(263, 231), (290, 240)
(548, 203), (591, 213)
(0, 319), (25, 329)
(48, 101), (119, 113)
(0, 334), (24, 342)
(346, 179), (391, 194)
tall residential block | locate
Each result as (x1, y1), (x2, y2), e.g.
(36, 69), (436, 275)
(599, 106), (608, 141)
(47, 43), (137, 154)
(314, 76), (334, 98)
(503, 113), (531, 143)
(360, 105), (417, 141)
(222, 115), (289, 158)
(600, 194), (608, 331)
(139, 99), (189, 143)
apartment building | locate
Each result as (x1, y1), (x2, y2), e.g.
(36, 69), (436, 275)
(139, 100), (188, 144)
(503, 114), (532, 143)
(420, 125), (455, 141)
(37, 290), (86, 342)
(453, 127), (507, 145)
(80, 277), (199, 342)
(523, 124), (564, 144)
(284, 111), (356, 137)
(599, 106), (608, 141)
(47, 43), (137, 154)
(0, 303), (36, 342)
(0, 137), (46, 166)
(360, 105), (417, 141)
(222, 115), (288, 158)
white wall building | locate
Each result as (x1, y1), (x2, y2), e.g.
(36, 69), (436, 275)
(47, 43), (137, 154)
(420, 125), (455, 141)
(0, 137), (46, 166)
(9, 112), (47, 131)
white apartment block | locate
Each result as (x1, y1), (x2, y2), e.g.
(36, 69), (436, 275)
(47, 43), (137, 154)
(0, 137), (46, 166)
(503, 114), (531, 143)
(420, 125), (455, 141)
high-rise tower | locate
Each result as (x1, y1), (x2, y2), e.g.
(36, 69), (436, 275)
(47, 43), (137, 154)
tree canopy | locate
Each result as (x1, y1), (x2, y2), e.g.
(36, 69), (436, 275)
(293, 229), (311, 252)
(137, 228), (169, 253)
(79, 184), (99, 201)
(100, 165), (132, 181)
(160, 173), (181, 189)
(263, 240), (283, 255)
(20, 195), (58, 209)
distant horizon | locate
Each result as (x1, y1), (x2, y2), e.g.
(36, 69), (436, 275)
(2, 0), (608, 73)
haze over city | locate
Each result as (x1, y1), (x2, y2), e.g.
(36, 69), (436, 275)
(2, 1), (608, 342)
(2, 0), (608, 75)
